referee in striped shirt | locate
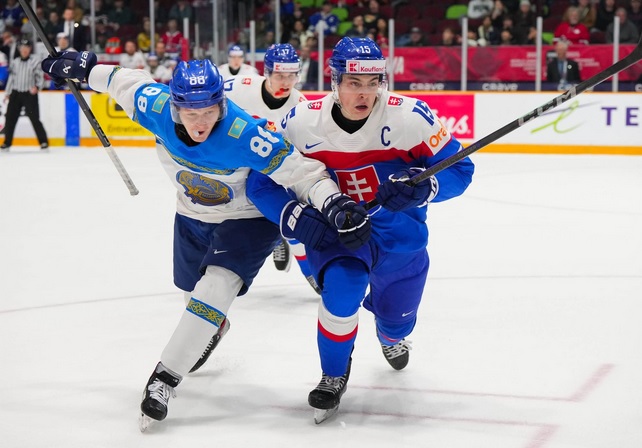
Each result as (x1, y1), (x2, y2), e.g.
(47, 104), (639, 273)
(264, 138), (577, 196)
(1, 39), (49, 152)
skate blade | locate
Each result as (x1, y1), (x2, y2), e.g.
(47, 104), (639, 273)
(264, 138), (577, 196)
(139, 413), (156, 433)
(313, 405), (339, 424)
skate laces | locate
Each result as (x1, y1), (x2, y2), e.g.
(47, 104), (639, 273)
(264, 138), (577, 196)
(273, 241), (288, 261)
(316, 373), (347, 393)
(147, 379), (176, 405)
(381, 339), (412, 360)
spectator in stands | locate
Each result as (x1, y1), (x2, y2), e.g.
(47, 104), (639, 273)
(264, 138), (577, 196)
(2, 0), (25, 29)
(21, 5), (47, 38)
(468, 0), (494, 20)
(297, 44), (319, 90)
(154, 41), (173, 69)
(44, 10), (62, 44)
(65, 0), (85, 24)
(629, 0), (642, 32)
(345, 15), (368, 38)
(441, 27), (460, 46)
(55, 33), (76, 53)
(153, 0), (168, 30)
(546, 40), (581, 89)
(169, 0), (194, 23)
(308, 1), (340, 36)
(374, 17), (389, 48)
(513, 0), (537, 44)
(477, 14), (500, 45)
(44, 0), (61, 16)
(402, 27), (428, 47)
(119, 39), (146, 69)
(86, 0), (109, 25)
(61, 7), (87, 52)
(108, 0), (134, 29)
(606, 7), (640, 43)
(498, 26), (516, 44)
(364, 0), (385, 32)
(594, 0), (617, 32)
(569, 0), (597, 30)
(137, 17), (159, 54)
(161, 19), (184, 56)
(554, 7), (590, 44)
(0, 31), (17, 64)
(145, 53), (172, 84)
(257, 29), (276, 51)
(490, 0), (508, 29)
(91, 18), (112, 52)
(289, 19), (313, 49)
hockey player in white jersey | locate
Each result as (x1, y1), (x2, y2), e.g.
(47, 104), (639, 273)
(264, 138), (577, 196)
(224, 43), (320, 294)
(41, 50), (371, 430)
(249, 37), (474, 423)
(217, 44), (258, 80)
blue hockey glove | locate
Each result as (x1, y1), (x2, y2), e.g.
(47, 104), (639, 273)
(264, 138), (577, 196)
(375, 168), (439, 212)
(281, 201), (338, 251)
(322, 193), (371, 250)
(41, 51), (97, 86)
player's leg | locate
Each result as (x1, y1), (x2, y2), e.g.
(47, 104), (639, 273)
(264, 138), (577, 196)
(306, 244), (372, 423)
(364, 249), (429, 370)
(140, 216), (280, 430)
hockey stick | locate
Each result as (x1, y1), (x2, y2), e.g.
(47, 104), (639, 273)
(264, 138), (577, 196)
(18, 0), (139, 196)
(365, 35), (642, 211)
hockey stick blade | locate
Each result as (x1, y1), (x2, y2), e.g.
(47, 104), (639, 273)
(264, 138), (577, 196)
(18, 0), (139, 196)
(364, 35), (642, 211)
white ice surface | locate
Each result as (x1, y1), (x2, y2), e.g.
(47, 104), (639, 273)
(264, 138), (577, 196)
(1, 146), (641, 448)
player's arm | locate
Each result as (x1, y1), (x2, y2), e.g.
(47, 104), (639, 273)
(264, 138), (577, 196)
(246, 170), (338, 251)
(376, 101), (474, 212)
(247, 127), (370, 250)
(41, 51), (155, 118)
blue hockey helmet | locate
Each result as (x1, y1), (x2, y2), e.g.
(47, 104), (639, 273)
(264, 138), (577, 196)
(264, 43), (301, 76)
(169, 59), (227, 122)
(329, 37), (387, 83)
(228, 44), (244, 57)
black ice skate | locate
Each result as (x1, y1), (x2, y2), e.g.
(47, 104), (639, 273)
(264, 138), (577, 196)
(308, 358), (352, 424)
(139, 362), (182, 432)
(380, 339), (412, 371)
(189, 317), (230, 373)
(272, 237), (291, 271)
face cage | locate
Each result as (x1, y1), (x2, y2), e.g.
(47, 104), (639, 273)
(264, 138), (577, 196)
(169, 97), (228, 125)
(330, 70), (388, 105)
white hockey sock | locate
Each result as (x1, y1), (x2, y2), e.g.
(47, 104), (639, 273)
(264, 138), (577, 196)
(161, 266), (243, 376)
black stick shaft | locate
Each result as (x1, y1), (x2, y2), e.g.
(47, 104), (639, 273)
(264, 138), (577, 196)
(365, 36), (642, 210)
(18, 0), (139, 196)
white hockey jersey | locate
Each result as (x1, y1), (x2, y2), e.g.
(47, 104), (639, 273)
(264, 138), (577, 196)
(87, 65), (339, 224)
(224, 74), (306, 133)
(281, 90), (474, 252)
(218, 63), (258, 80)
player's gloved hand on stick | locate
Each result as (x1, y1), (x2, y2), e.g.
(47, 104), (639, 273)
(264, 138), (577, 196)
(280, 200), (338, 251)
(322, 193), (371, 250)
(41, 51), (97, 86)
(375, 168), (439, 212)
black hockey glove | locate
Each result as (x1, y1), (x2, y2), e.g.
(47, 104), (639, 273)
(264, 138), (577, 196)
(322, 193), (371, 250)
(375, 168), (438, 212)
(41, 51), (97, 86)
(281, 201), (338, 251)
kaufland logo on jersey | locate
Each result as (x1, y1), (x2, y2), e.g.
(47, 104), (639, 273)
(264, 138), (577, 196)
(346, 60), (386, 74)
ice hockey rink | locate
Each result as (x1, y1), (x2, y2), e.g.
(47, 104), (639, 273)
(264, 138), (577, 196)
(1, 145), (641, 448)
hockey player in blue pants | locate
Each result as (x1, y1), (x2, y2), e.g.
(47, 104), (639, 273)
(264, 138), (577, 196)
(249, 37), (475, 423)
